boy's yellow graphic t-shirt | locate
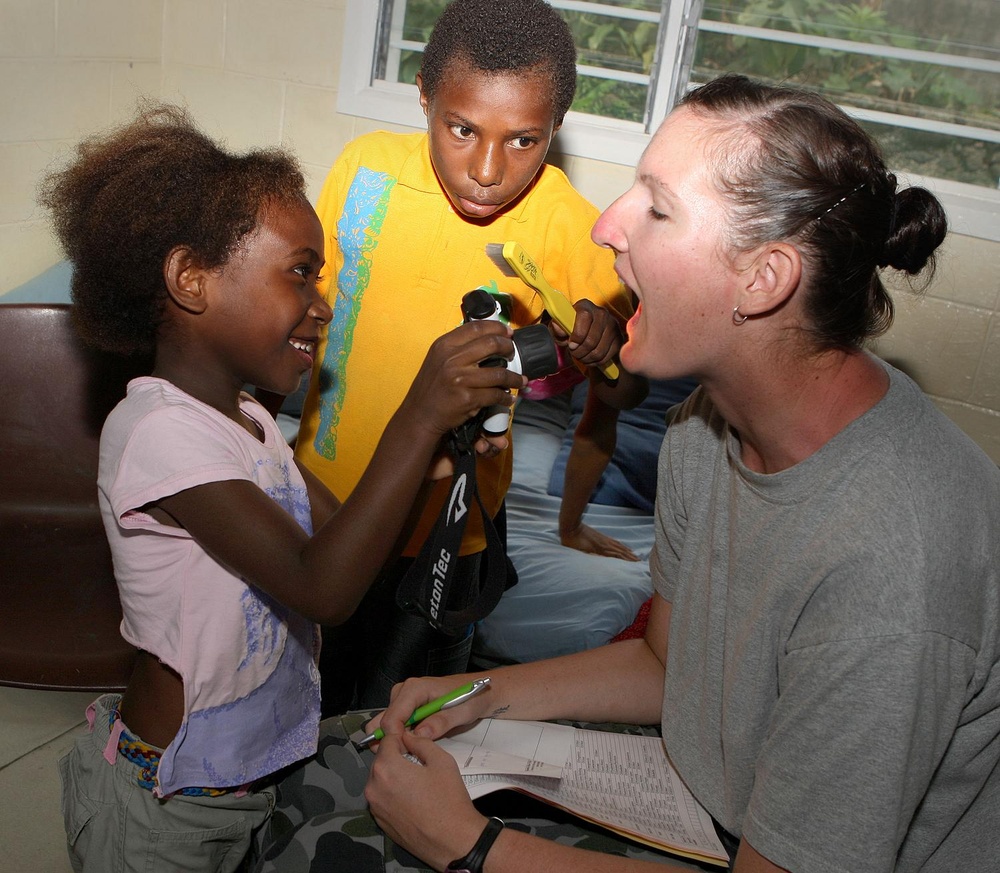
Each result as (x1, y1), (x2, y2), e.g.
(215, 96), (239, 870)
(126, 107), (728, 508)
(295, 131), (631, 556)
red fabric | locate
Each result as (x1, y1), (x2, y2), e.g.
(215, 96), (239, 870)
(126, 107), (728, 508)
(611, 597), (652, 643)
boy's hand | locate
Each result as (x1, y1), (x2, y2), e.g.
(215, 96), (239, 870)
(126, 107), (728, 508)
(401, 321), (525, 444)
(552, 300), (623, 371)
(560, 521), (640, 561)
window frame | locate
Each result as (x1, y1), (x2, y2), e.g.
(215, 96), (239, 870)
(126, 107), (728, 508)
(337, 0), (1000, 242)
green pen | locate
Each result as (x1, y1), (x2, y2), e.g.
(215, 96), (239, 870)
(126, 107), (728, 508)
(355, 677), (491, 747)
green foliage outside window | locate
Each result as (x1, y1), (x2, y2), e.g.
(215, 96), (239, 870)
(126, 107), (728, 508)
(698, 0), (999, 186)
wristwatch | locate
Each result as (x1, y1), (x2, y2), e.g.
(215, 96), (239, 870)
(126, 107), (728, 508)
(445, 817), (505, 873)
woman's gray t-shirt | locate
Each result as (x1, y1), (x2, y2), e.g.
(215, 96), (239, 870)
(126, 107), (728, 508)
(653, 359), (1000, 873)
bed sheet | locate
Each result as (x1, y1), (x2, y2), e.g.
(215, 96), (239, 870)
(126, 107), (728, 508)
(474, 423), (654, 664)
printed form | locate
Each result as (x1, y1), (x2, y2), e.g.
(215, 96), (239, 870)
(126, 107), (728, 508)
(437, 719), (728, 866)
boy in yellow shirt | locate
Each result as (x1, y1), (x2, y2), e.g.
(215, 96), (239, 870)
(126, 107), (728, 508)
(289, 0), (645, 709)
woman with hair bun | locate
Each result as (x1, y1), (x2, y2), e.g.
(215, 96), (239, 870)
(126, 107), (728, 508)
(256, 75), (999, 873)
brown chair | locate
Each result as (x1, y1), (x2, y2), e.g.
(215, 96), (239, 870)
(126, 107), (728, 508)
(0, 303), (148, 690)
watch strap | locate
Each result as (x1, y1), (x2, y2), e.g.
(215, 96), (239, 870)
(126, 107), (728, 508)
(445, 816), (505, 873)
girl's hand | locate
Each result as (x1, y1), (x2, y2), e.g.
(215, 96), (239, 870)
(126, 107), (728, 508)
(474, 432), (509, 458)
(366, 731), (487, 871)
(401, 321), (525, 445)
(426, 433), (509, 480)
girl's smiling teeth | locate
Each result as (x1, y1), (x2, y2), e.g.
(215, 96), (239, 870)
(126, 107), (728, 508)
(290, 338), (315, 365)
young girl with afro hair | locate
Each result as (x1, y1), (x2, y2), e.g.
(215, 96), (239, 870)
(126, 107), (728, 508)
(42, 102), (524, 873)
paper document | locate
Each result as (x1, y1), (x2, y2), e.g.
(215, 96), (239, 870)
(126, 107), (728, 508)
(437, 719), (728, 866)
(438, 718), (570, 778)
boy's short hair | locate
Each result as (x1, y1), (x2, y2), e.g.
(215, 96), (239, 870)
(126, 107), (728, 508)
(420, 0), (577, 124)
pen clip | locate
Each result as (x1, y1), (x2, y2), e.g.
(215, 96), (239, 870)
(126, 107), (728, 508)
(440, 677), (491, 711)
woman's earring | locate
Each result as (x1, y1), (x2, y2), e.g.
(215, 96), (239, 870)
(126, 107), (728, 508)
(732, 305), (748, 325)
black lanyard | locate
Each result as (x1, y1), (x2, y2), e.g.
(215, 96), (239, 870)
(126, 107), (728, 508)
(395, 419), (511, 634)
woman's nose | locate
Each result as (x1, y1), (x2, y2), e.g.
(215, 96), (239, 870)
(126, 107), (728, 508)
(592, 193), (628, 252)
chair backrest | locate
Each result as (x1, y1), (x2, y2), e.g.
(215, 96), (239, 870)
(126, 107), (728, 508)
(0, 304), (148, 690)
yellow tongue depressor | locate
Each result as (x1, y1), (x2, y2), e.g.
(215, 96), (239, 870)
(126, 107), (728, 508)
(485, 241), (620, 381)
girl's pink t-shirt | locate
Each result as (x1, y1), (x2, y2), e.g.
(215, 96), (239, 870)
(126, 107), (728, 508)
(98, 378), (320, 796)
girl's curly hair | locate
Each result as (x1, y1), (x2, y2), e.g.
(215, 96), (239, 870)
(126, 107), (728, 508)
(39, 102), (307, 355)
